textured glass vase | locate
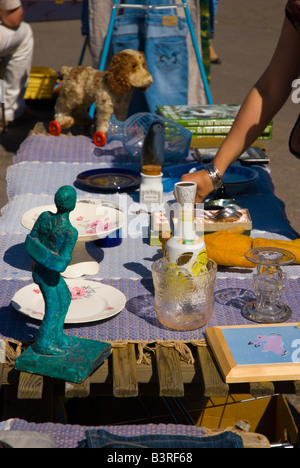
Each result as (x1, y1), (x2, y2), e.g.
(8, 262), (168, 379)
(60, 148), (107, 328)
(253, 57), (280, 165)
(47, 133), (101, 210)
(151, 257), (217, 330)
(106, 113), (192, 162)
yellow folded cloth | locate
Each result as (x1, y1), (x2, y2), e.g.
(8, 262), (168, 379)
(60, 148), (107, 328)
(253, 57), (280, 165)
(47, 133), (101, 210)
(204, 228), (300, 267)
(161, 223), (300, 268)
(251, 237), (300, 264)
(204, 229), (255, 268)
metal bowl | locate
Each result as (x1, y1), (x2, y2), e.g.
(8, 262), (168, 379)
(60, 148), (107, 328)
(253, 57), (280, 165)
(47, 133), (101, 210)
(204, 199), (238, 210)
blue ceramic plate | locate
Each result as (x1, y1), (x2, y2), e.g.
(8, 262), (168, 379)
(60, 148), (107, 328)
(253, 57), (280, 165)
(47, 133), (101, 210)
(223, 165), (258, 194)
(162, 163), (258, 194)
(76, 168), (141, 192)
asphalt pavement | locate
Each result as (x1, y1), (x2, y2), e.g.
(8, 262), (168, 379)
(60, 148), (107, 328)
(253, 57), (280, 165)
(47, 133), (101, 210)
(0, 19), (92, 210)
(211, 0), (300, 235)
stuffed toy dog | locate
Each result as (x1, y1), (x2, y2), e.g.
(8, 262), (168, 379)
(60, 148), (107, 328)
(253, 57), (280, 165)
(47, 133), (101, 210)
(49, 49), (153, 145)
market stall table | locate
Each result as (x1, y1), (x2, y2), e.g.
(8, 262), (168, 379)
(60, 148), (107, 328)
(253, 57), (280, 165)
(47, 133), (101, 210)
(12, 133), (299, 239)
(1, 133), (300, 414)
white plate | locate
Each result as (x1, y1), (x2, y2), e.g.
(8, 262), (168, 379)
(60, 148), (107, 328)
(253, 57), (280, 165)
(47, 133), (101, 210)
(21, 199), (125, 242)
(11, 279), (126, 324)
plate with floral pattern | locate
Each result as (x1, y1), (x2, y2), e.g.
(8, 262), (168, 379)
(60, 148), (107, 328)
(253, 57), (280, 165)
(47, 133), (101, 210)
(21, 199), (125, 242)
(12, 279), (126, 324)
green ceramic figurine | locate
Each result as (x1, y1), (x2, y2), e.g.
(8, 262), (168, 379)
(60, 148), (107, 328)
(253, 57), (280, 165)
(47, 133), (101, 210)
(15, 185), (111, 383)
(27, 185), (78, 356)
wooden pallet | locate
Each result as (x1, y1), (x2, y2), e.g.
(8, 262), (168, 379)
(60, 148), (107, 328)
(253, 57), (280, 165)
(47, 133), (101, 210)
(2, 343), (300, 400)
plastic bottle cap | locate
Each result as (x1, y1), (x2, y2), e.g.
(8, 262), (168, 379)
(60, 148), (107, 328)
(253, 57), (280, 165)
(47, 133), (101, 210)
(142, 164), (162, 176)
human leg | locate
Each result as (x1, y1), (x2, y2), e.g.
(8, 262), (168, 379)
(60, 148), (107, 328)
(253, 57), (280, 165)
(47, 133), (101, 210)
(0, 22), (34, 121)
(88, 0), (114, 69)
(209, 0), (221, 63)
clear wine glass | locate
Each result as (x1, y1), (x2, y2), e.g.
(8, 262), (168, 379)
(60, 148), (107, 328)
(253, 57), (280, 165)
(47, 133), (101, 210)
(241, 247), (295, 323)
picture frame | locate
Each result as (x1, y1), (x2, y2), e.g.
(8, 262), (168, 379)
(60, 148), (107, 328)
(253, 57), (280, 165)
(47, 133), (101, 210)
(206, 323), (300, 384)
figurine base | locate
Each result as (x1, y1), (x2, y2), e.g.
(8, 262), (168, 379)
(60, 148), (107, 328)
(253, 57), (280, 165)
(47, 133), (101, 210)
(15, 337), (111, 384)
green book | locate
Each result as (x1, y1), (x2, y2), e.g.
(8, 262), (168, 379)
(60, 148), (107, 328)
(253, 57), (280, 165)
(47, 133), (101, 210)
(190, 133), (272, 149)
(186, 125), (272, 135)
(157, 104), (241, 127)
(157, 104), (273, 133)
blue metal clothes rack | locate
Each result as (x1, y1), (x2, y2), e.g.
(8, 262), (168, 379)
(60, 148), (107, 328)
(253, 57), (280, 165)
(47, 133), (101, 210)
(89, 0), (213, 119)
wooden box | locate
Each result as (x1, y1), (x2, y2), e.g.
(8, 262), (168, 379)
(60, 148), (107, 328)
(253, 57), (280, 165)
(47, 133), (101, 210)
(24, 67), (58, 100)
(150, 208), (252, 246)
(197, 394), (298, 447)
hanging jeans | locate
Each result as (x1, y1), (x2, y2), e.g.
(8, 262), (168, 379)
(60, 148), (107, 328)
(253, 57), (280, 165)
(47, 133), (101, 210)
(144, 13), (189, 111)
(111, 0), (189, 113)
(209, 0), (219, 37)
(111, 12), (148, 113)
(88, 0), (206, 107)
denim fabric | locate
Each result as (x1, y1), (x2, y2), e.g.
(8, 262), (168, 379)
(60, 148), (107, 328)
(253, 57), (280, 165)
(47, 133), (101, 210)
(209, 0), (219, 36)
(77, 429), (244, 448)
(81, 0), (89, 36)
(144, 13), (189, 111)
(111, 14), (145, 52)
(122, 0), (176, 15)
(111, 0), (189, 114)
(111, 13), (148, 114)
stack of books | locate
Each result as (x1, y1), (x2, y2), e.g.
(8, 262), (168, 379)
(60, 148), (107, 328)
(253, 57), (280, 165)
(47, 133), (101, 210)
(156, 104), (273, 148)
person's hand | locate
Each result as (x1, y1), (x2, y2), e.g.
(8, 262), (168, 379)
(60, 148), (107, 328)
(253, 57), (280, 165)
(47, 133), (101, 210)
(178, 169), (214, 203)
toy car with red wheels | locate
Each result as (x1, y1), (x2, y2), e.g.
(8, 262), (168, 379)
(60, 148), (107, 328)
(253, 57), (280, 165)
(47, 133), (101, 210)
(48, 121), (107, 147)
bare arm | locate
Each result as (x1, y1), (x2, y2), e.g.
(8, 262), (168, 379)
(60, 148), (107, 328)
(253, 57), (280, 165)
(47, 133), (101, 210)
(0, 6), (24, 28)
(181, 16), (300, 203)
